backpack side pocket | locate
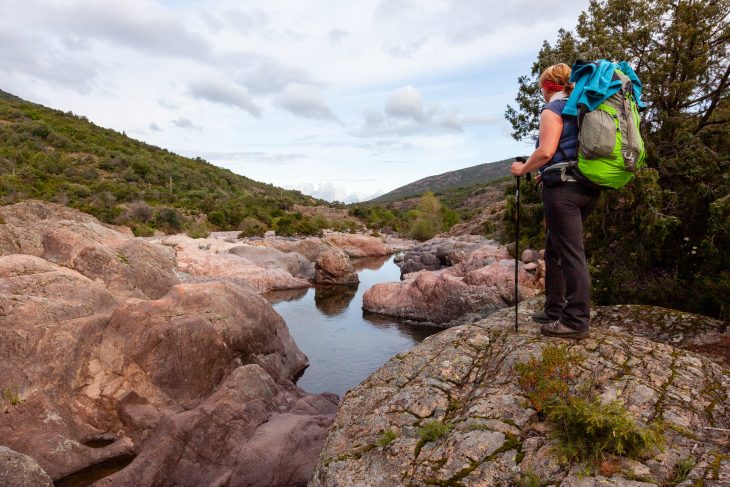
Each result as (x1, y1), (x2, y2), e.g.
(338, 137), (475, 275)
(579, 104), (618, 160)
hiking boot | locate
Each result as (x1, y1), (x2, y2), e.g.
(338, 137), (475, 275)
(540, 321), (590, 340)
(531, 310), (560, 324)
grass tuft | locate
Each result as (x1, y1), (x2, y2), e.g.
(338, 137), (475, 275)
(666, 456), (695, 486)
(516, 470), (544, 487)
(377, 429), (398, 447)
(2, 385), (22, 406)
(415, 420), (453, 457)
(418, 420), (453, 443)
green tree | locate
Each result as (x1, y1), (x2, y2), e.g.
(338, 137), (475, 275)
(408, 192), (444, 241)
(505, 0), (730, 319)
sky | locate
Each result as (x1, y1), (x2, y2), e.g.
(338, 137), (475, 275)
(0, 0), (591, 202)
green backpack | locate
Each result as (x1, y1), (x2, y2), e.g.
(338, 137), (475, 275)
(574, 69), (646, 189)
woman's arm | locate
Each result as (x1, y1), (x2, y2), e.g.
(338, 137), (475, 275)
(511, 109), (564, 176)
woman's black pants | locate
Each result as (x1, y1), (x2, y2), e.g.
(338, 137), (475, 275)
(542, 182), (600, 331)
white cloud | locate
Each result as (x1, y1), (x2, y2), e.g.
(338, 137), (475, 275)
(328, 28), (349, 45)
(221, 8), (268, 35)
(290, 181), (383, 203)
(197, 150), (305, 165)
(0, 27), (99, 93)
(172, 117), (202, 131)
(219, 52), (318, 96)
(353, 85), (496, 137)
(189, 78), (261, 118)
(43, 0), (212, 60)
(385, 85), (427, 122)
(274, 83), (338, 122)
(438, 112), (497, 131)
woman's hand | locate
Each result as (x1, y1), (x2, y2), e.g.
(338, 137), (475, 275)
(511, 161), (526, 176)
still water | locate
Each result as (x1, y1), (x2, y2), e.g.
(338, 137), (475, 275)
(265, 255), (440, 397)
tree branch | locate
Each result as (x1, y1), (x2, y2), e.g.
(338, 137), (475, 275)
(696, 63), (730, 132)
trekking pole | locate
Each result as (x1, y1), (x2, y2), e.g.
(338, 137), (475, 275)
(514, 157), (531, 333)
(514, 174), (521, 333)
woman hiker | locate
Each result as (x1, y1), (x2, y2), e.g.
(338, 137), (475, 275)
(510, 63), (600, 340)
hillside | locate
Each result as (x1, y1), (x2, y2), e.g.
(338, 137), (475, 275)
(369, 157), (515, 203)
(0, 89), (342, 236)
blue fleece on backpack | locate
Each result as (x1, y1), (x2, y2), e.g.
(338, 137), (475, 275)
(563, 59), (645, 116)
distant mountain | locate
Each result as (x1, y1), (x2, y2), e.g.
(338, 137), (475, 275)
(369, 157), (517, 203)
(0, 89), (330, 235)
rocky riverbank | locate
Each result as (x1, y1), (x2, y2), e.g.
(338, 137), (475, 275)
(0, 200), (398, 486)
(364, 236), (545, 324)
(312, 297), (730, 486)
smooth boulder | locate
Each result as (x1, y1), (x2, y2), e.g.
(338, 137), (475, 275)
(160, 235), (310, 292)
(81, 282), (309, 412)
(315, 248), (359, 285)
(95, 364), (338, 487)
(0, 200), (180, 300)
(0, 446), (54, 487)
(323, 233), (390, 258)
(362, 270), (504, 323)
(251, 237), (332, 262)
(363, 258), (541, 324)
(229, 244), (315, 281)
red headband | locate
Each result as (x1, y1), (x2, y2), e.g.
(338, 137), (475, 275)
(541, 80), (565, 93)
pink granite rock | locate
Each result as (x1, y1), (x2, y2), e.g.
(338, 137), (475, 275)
(315, 248), (359, 285)
(323, 233), (390, 258)
(160, 235), (311, 292)
(0, 200), (180, 300)
(363, 270), (504, 324)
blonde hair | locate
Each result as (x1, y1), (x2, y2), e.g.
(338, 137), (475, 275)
(539, 63), (574, 96)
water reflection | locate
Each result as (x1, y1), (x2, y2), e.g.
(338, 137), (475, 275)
(264, 287), (308, 304)
(266, 256), (440, 396)
(315, 284), (359, 316)
(351, 254), (391, 271)
(361, 311), (438, 342)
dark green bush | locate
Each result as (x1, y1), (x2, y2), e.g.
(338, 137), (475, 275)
(238, 217), (267, 238)
(154, 207), (183, 232)
(185, 219), (210, 239)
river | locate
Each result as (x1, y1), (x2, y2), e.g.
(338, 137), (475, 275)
(264, 254), (440, 397)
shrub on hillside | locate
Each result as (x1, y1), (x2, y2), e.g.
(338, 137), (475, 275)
(154, 207), (184, 233)
(131, 223), (155, 237)
(185, 220), (211, 239)
(123, 200), (154, 223)
(238, 217), (267, 238)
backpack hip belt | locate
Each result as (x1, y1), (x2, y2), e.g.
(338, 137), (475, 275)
(542, 162), (579, 183)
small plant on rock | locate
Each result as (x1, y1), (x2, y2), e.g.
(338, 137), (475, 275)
(516, 470), (544, 487)
(377, 429), (398, 447)
(666, 456), (695, 486)
(515, 344), (580, 415)
(418, 420), (452, 443)
(2, 385), (22, 406)
(547, 395), (663, 463)
(515, 345), (664, 467)
(415, 420), (452, 457)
